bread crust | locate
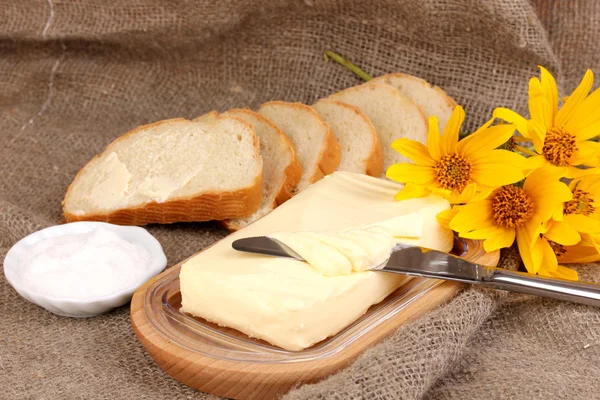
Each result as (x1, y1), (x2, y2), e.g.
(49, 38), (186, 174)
(313, 99), (384, 178)
(63, 115), (263, 226)
(371, 72), (457, 112)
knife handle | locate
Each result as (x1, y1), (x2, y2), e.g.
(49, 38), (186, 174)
(485, 269), (600, 307)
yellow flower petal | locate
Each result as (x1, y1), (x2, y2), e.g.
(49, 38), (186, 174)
(523, 155), (547, 173)
(449, 199), (494, 232)
(457, 123), (517, 157)
(436, 207), (459, 229)
(459, 225), (506, 240)
(391, 138), (436, 166)
(564, 214), (600, 234)
(540, 265), (579, 281)
(565, 166), (600, 178)
(483, 228), (516, 252)
(470, 148), (526, 167)
(386, 163), (435, 184)
(538, 65), (559, 120)
(470, 152), (526, 187)
(571, 141), (600, 165)
(440, 105), (464, 154)
(446, 182), (477, 204)
(523, 166), (561, 191)
(493, 107), (529, 137)
(539, 237), (559, 272)
(571, 121), (600, 142)
(566, 86), (600, 134)
(543, 220), (581, 245)
(429, 186), (452, 199)
(528, 79), (552, 131)
(556, 69), (594, 129)
(516, 220), (544, 274)
(562, 243), (600, 264)
(394, 183), (429, 201)
(427, 116), (442, 160)
(469, 116), (495, 137)
(527, 184), (572, 223)
(527, 119), (546, 153)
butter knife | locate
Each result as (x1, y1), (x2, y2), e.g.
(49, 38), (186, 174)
(231, 236), (600, 307)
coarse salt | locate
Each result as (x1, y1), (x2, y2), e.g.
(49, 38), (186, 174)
(17, 227), (152, 299)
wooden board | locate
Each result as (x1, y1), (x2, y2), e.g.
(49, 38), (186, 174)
(131, 244), (499, 400)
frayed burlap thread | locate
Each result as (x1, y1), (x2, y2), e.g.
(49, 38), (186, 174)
(2, 1), (600, 399)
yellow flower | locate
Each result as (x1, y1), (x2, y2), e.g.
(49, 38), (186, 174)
(494, 66), (600, 178)
(545, 174), (600, 241)
(447, 168), (574, 275)
(386, 105), (526, 204)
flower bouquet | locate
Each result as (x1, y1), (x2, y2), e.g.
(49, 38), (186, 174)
(386, 67), (600, 281)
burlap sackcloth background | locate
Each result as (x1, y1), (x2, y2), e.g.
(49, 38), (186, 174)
(2, 1), (600, 399)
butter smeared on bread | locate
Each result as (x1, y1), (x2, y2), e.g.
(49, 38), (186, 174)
(63, 116), (263, 225)
(258, 101), (341, 192)
(222, 108), (303, 231)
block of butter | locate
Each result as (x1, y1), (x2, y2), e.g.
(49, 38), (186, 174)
(180, 171), (453, 351)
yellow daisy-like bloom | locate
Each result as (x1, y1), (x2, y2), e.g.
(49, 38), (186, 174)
(494, 66), (600, 178)
(447, 168), (574, 275)
(386, 105), (526, 204)
(547, 174), (600, 239)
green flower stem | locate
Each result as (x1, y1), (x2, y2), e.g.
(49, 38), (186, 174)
(324, 50), (373, 82)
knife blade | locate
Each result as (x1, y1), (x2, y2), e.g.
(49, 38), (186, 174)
(231, 236), (600, 307)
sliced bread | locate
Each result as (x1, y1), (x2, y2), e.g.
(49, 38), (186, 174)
(312, 99), (383, 177)
(221, 108), (303, 231)
(329, 82), (428, 173)
(63, 116), (263, 225)
(258, 101), (341, 192)
(371, 73), (456, 131)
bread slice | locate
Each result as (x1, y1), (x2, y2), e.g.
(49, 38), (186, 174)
(329, 82), (428, 173)
(371, 73), (456, 131)
(63, 116), (263, 225)
(312, 99), (383, 177)
(258, 101), (341, 192)
(221, 108), (303, 231)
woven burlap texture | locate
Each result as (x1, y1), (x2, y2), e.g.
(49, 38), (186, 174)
(2, 1), (600, 399)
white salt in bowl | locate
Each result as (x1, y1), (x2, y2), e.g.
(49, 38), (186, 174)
(3, 221), (167, 317)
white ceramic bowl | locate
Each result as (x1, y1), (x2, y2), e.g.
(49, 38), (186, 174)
(3, 221), (167, 317)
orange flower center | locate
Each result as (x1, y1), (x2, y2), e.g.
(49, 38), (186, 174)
(564, 188), (595, 216)
(548, 240), (567, 260)
(542, 128), (577, 166)
(434, 153), (471, 192)
(491, 186), (534, 228)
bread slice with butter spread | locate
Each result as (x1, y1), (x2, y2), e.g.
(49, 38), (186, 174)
(220, 108), (303, 231)
(63, 115), (263, 225)
(258, 101), (341, 193)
